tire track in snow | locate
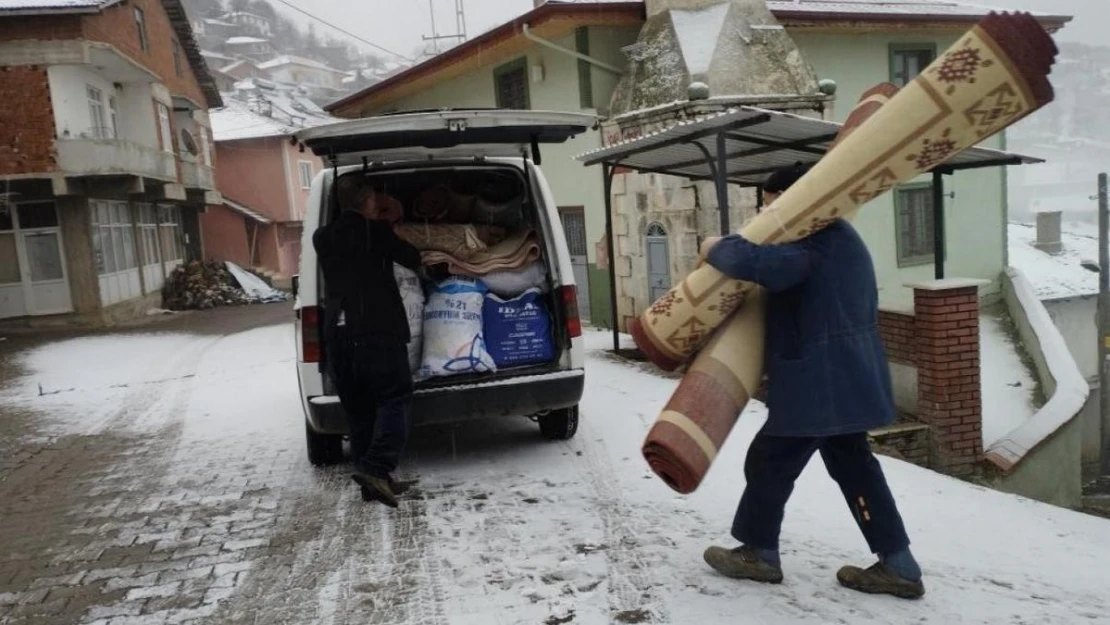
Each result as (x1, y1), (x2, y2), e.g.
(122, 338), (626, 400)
(574, 428), (671, 624)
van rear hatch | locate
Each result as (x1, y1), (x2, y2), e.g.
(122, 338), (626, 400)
(293, 109), (596, 165)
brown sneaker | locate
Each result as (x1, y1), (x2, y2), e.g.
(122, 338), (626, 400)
(351, 473), (398, 508)
(837, 562), (925, 599)
(703, 545), (784, 584)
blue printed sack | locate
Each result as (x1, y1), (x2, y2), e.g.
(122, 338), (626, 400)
(418, 277), (496, 380)
(482, 288), (555, 368)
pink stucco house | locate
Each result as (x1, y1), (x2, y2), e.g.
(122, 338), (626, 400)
(205, 94), (336, 283)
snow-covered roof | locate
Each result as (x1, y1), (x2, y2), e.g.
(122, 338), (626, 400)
(258, 55), (346, 74)
(225, 36), (268, 45)
(765, 0), (1066, 21)
(0, 0), (118, 14)
(202, 17), (234, 26)
(210, 95), (338, 142)
(1008, 221), (1100, 300)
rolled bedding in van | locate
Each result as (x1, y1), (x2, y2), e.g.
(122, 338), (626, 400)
(420, 230), (541, 277)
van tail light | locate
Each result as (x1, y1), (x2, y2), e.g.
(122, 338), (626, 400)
(560, 285), (582, 339)
(301, 305), (321, 363)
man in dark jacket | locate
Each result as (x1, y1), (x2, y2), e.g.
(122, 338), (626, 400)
(312, 175), (422, 508)
(699, 164), (924, 599)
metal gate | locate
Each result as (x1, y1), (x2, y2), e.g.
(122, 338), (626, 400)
(558, 207), (591, 321)
(646, 222), (671, 302)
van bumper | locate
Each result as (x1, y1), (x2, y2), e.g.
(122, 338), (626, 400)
(306, 369), (585, 434)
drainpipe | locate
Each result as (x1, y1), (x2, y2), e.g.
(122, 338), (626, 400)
(521, 24), (624, 76)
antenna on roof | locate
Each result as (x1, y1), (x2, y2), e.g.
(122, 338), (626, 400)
(421, 0), (467, 55)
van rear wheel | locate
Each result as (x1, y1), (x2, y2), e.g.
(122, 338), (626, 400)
(306, 423), (343, 466)
(538, 406), (579, 440)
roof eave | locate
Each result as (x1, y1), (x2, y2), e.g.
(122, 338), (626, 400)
(162, 0), (223, 108)
(325, 1), (645, 114)
(0, 0), (122, 17)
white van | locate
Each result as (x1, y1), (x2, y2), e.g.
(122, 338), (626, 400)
(292, 110), (593, 466)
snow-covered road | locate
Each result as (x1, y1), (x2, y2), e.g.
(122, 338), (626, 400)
(1, 309), (1108, 625)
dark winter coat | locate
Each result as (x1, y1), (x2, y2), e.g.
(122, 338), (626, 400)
(312, 210), (422, 343)
(705, 219), (895, 437)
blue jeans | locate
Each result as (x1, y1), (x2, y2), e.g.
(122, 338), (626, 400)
(732, 429), (911, 555)
(329, 332), (413, 478)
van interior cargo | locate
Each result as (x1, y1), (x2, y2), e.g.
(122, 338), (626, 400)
(319, 163), (576, 391)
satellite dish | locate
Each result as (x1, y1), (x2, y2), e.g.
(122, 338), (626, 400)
(181, 128), (200, 156)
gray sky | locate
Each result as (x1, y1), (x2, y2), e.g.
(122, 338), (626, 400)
(278, 0), (1104, 62)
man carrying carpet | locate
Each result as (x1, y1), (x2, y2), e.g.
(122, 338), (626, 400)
(698, 163), (925, 599)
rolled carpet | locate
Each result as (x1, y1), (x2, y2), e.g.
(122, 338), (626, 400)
(640, 82), (899, 494)
(631, 12), (1058, 372)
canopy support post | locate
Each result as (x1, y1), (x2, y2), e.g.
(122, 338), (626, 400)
(933, 169), (946, 280)
(716, 132), (730, 234)
(604, 163), (620, 353)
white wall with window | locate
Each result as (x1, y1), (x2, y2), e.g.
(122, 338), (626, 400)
(49, 67), (159, 147)
(0, 201), (73, 319)
(91, 200), (143, 307)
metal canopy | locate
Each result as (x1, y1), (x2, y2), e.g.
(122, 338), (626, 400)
(577, 106), (1043, 185)
(577, 105), (1045, 353)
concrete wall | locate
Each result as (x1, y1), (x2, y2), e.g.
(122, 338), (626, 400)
(790, 30), (1007, 310)
(993, 415), (1084, 508)
(991, 268), (1089, 507)
(56, 195), (100, 316)
(1039, 295), (1100, 477)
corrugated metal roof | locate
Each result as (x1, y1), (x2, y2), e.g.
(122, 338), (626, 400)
(223, 198), (272, 224)
(766, 0), (1064, 20)
(577, 106), (1041, 185)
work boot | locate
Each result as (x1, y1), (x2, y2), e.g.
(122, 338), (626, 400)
(837, 562), (925, 599)
(351, 473), (398, 508)
(703, 545), (784, 584)
(360, 477), (413, 501)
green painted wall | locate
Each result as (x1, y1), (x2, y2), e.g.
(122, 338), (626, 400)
(792, 31), (1008, 309)
(588, 263), (613, 328)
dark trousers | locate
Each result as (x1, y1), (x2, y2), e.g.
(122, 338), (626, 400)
(732, 428), (911, 556)
(329, 331), (413, 478)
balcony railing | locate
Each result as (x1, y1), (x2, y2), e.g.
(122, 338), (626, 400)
(56, 138), (177, 181)
(179, 160), (216, 191)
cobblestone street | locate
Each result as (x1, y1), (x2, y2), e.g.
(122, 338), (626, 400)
(2, 306), (1109, 625)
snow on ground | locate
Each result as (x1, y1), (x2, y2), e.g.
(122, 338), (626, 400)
(980, 314), (1039, 447)
(1008, 221), (1100, 300)
(3, 321), (1109, 624)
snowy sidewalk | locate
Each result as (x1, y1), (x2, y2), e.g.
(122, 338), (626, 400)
(0, 319), (1107, 625)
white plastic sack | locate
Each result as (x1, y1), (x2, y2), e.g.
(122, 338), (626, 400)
(224, 262), (287, 303)
(479, 261), (548, 298)
(393, 264), (425, 373)
(418, 277), (496, 380)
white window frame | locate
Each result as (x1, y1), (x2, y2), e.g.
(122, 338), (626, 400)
(157, 103), (174, 154)
(135, 7), (149, 52)
(86, 85), (109, 139)
(298, 161), (313, 189)
(108, 95), (119, 139)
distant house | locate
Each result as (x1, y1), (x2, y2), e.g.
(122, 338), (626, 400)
(226, 11), (272, 37)
(220, 59), (269, 82)
(206, 94), (337, 285)
(0, 0), (222, 324)
(259, 55), (347, 90)
(223, 36), (274, 62)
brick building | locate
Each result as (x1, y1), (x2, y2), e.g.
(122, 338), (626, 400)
(0, 0), (222, 324)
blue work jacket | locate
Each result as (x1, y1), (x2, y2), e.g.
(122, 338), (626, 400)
(705, 219), (895, 437)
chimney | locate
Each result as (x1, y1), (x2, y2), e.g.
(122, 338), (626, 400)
(1034, 210), (1063, 254)
(609, 0), (821, 117)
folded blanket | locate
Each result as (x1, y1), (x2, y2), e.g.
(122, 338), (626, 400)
(394, 224), (507, 261)
(422, 230), (541, 277)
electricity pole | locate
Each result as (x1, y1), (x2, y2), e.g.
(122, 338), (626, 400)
(1099, 173), (1109, 475)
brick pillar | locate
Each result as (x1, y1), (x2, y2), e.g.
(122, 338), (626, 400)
(909, 279), (989, 475)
